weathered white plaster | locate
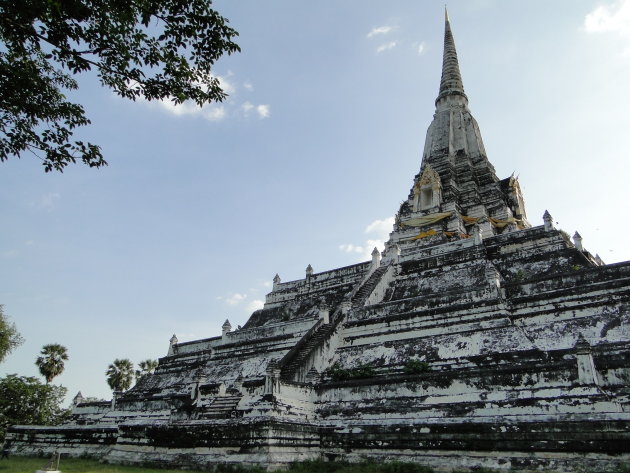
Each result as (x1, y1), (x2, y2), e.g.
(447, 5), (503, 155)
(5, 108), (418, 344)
(6, 13), (630, 473)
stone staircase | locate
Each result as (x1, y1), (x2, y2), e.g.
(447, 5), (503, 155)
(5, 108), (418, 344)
(279, 264), (392, 383)
(351, 264), (389, 307)
(196, 395), (242, 419)
(280, 322), (334, 382)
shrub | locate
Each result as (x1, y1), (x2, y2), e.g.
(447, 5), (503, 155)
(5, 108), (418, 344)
(380, 461), (434, 473)
(288, 459), (349, 472)
(403, 359), (430, 375)
(215, 464), (267, 473)
(326, 363), (376, 381)
(469, 467), (498, 473)
(615, 464), (630, 473)
(0, 374), (69, 442)
(288, 460), (434, 473)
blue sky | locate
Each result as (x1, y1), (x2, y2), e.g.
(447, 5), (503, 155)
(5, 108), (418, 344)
(2, 0), (630, 402)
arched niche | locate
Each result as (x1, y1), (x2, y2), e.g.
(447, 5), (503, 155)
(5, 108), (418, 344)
(413, 165), (442, 211)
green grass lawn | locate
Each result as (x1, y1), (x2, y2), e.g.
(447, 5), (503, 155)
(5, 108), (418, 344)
(0, 457), (439, 473)
(0, 456), (212, 473)
(1, 457), (627, 473)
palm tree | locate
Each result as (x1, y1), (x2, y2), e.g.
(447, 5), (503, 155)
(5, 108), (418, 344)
(106, 358), (134, 392)
(35, 344), (68, 383)
(135, 359), (158, 381)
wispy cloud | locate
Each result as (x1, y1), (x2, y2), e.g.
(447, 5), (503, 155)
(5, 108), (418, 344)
(35, 192), (60, 211)
(139, 74), (270, 122)
(216, 74), (236, 95)
(338, 239), (387, 261)
(242, 102), (254, 115)
(416, 41), (427, 55)
(218, 283), (268, 314)
(367, 25), (395, 38)
(1, 249), (19, 259)
(339, 217), (394, 261)
(152, 74), (234, 120)
(365, 217), (395, 236)
(339, 243), (365, 255)
(1, 239), (36, 259)
(256, 104), (270, 119)
(217, 293), (248, 306)
(585, 0), (630, 36)
(156, 100), (226, 121)
(242, 102), (271, 119)
(376, 41), (398, 54)
(246, 299), (264, 312)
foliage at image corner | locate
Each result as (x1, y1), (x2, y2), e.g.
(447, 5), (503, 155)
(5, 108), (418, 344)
(0, 0), (240, 172)
(0, 304), (24, 363)
(0, 374), (69, 442)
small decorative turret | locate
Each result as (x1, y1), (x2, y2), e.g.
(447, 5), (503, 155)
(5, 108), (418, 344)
(222, 319), (232, 336)
(305, 264), (314, 291)
(341, 300), (352, 315)
(72, 391), (84, 406)
(272, 273), (281, 290)
(112, 390), (121, 409)
(543, 210), (554, 231)
(305, 367), (320, 385)
(264, 360), (281, 395)
(485, 263), (501, 296)
(168, 334), (178, 356)
(191, 367), (206, 406)
(574, 333), (591, 354)
(195, 366), (206, 383)
(382, 242), (401, 264)
(371, 247), (381, 268)
(319, 305), (330, 324)
(574, 333), (599, 385)
(473, 224), (483, 245)
(573, 231), (583, 251)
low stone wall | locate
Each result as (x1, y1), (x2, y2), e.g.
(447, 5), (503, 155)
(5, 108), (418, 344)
(6, 424), (118, 458)
(105, 419), (321, 469)
(322, 446), (630, 473)
(267, 262), (370, 305)
(320, 418), (630, 453)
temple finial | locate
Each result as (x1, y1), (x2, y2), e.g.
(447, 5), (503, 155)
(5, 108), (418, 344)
(436, 10), (467, 106)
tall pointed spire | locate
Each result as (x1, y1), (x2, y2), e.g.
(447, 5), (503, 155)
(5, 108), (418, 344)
(436, 9), (467, 105)
(387, 9), (531, 251)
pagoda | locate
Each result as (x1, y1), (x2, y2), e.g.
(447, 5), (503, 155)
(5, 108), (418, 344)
(389, 10), (528, 253)
(7, 11), (630, 472)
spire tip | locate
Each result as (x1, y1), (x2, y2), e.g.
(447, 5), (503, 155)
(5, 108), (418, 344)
(436, 5), (466, 106)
